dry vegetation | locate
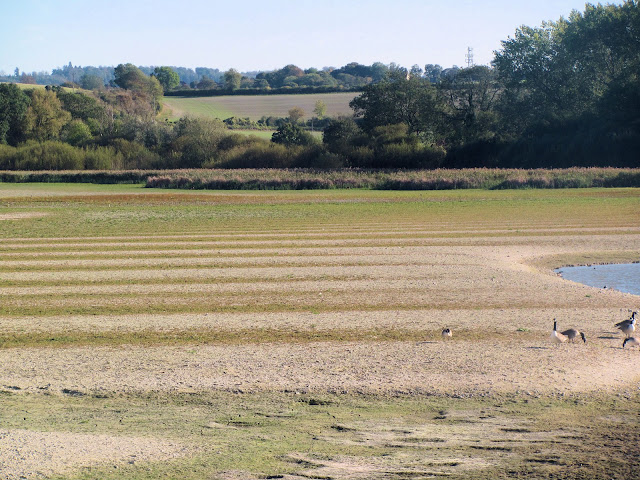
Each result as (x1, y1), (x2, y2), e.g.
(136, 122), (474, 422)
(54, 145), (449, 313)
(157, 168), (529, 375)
(0, 183), (639, 479)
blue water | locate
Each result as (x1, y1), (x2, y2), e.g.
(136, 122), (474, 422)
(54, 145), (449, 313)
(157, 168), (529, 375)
(555, 263), (640, 296)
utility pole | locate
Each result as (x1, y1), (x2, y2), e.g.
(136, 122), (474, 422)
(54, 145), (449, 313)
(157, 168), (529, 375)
(465, 47), (474, 68)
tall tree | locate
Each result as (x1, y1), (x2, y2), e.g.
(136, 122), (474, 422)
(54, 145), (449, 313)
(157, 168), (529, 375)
(424, 64), (443, 84)
(0, 83), (30, 145)
(113, 63), (149, 90)
(350, 67), (443, 140)
(113, 63), (162, 114)
(561, 1), (640, 123)
(80, 74), (104, 90)
(313, 100), (327, 119)
(493, 22), (569, 134)
(23, 89), (71, 141)
(493, 1), (640, 135)
(438, 66), (500, 145)
(152, 66), (180, 92)
(288, 107), (305, 123)
(223, 69), (242, 91)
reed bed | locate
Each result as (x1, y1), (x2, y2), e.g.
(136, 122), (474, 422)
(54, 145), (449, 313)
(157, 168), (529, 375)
(146, 167), (640, 190)
(1, 167), (639, 190)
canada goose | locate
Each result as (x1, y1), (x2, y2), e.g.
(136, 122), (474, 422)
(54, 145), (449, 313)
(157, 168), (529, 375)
(560, 328), (587, 343)
(441, 328), (452, 339)
(622, 337), (639, 349)
(551, 320), (567, 344)
(615, 312), (637, 338)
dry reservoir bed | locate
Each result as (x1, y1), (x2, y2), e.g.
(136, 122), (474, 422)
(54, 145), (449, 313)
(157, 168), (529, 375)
(0, 184), (639, 479)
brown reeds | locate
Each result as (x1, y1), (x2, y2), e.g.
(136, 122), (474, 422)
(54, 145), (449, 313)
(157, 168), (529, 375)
(1, 167), (639, 190)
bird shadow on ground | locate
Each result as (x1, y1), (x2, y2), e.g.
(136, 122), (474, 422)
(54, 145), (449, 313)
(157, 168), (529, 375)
(526, 346), (550, 350)
(416, 341), (438, 345)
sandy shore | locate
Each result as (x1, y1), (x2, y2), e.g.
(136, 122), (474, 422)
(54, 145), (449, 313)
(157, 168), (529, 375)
(1, 238), (638, 398)
(0, 214), (638, 477)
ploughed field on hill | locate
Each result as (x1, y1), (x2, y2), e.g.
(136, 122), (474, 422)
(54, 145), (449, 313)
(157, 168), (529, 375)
(0, 184), (639, 479)
(161, 92), (357, 121)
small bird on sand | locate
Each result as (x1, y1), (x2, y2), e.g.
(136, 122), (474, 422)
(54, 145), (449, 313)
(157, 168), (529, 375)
(441, 328), (452, 340)
(622, 337), (639, 349)
(560, 327), (587, 343)
(551, 319), (567, 344)
(615, 312), (637, 338)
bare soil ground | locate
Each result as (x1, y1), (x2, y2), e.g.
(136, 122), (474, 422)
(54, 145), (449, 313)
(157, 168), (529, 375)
(0, 187), (638, 478)
(0, 429), (191, 480)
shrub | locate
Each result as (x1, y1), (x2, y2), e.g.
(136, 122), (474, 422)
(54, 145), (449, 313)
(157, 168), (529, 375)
(374, 143), (446, 169)
(271, 122), (316, 147)
(348, 146), (375, 167)
(217, 133), (268, 151)
(169, 116), (226, 168)
(13, 141), (84, 170)
(62, 119), (93, 146)
(214, 143), (296, 169)
(110, 138), (160, 169)
(0, 144), (16, 169)
(84, 146), (122, 170)
(292, 145), (347, 169)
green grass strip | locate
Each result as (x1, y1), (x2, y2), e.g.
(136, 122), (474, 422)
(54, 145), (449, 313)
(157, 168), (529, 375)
(0, 326), (537, 349)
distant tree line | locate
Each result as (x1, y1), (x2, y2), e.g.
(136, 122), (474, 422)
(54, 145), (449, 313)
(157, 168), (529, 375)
(0, 1), (638, 171)
(1, 62), (427, 93)
(331, 1), (640, 168)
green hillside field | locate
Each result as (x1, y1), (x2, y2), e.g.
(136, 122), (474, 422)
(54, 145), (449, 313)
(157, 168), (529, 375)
(161, 92), (358, 122)
(9, 82), (85, 93)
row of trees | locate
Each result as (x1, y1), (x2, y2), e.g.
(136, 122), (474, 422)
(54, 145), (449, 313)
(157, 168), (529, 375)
(2, 62), (455, 93)
(164, 63), (461, 93)
(332, 1), (639, 168)
(1, 1), (638, 170)
(0, 73), (343, 170)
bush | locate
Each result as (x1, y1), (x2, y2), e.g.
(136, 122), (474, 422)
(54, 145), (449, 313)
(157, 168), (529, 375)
(292, 145), (347, 169)
(0, 144), (16, 169)
(217, 133), (268, 151)
(13, 141), (84, 170)
(168, 117), (226, 168)
(110, 138), (160, 169)
(84, 146), (122, 170)
(62, 119), (93, 146)
(347, 146), (375, 167)
(374, 143), (446, 169)
(214, 143), (296, 169)
(271, 123), (316, 147)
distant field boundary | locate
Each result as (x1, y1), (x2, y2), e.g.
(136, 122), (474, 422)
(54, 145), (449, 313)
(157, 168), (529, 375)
(164, 86), (363, 97)
(1, 168), (640, 190)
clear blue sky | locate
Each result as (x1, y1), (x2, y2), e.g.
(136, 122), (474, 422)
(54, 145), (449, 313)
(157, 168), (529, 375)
(0, 0), (610, 75)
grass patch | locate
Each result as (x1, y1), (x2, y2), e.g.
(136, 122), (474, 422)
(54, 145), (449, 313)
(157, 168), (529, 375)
(161, 92), (357, 121)
(0, 391), (636, 479)
(0, 184), (638, 240)
(0, 327), (539, 349)
(230, 129), (276, 140)
(528, 251), (640, 270)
